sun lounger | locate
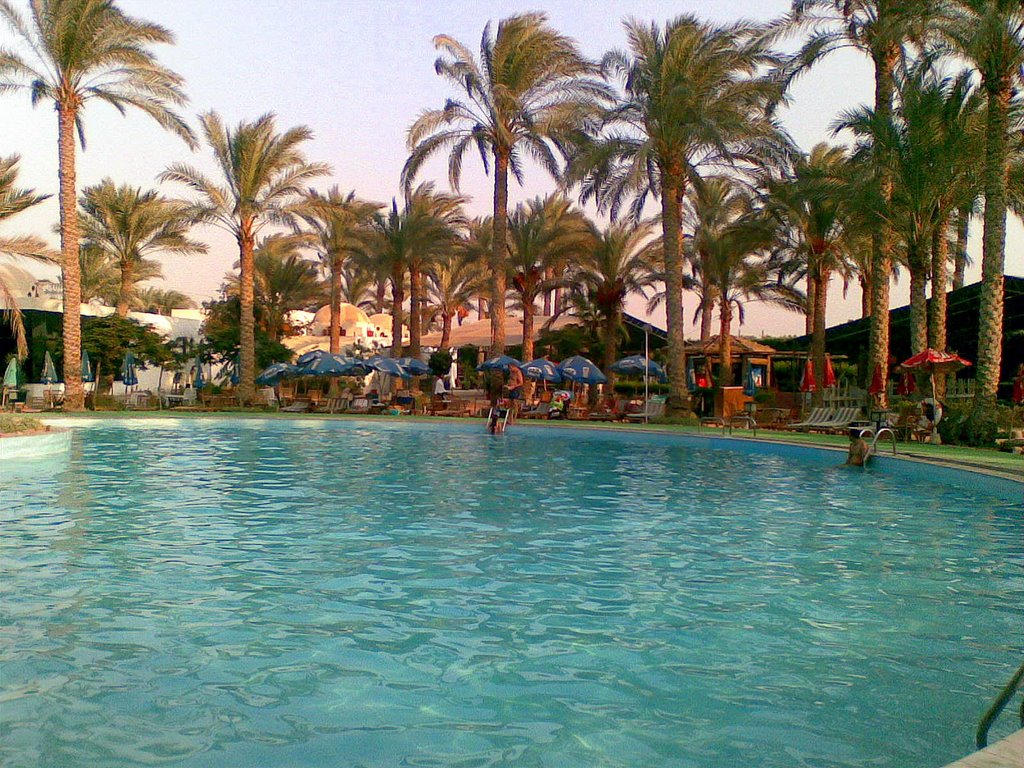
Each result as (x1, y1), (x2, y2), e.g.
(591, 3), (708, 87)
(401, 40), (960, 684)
(624, 396), (666, 423)
(280, 400), (310, 413)
(519, 401), (551, 419)
(812, 407), (862, 433)
(345, 397), (371, 414)
(783, 407), (834, 431)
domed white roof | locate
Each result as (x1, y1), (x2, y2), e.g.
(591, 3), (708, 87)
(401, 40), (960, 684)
(312, 303), (371, 332)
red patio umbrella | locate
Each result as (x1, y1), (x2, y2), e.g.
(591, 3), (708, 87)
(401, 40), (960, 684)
(896, 371), (916, 396)
(867, 364), (885, 396)
(1013, 366), (1024, 404)
(900, 349), (972, 444)
(823, 355), (837, 388)
(799, 358), (816, 393)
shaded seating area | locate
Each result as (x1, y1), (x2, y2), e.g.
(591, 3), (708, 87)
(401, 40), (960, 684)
(624, 395), (666, 423)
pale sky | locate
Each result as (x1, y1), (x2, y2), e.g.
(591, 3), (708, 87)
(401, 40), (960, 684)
(0, 0), (1020, 337)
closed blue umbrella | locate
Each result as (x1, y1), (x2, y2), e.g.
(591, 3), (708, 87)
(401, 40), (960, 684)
(121, 351), (138, 387)
(81, 350), (94, 383)
(366, 354), (409, 378)
(192, 357), (205, 389)
(396, 357), (430, 376)
(41, 351), (59, 384)
(559, 355), (607, 385)
(477, 355), (521, 372)
(743, 360), (758, 397)
(256, 362), (299, 385)
(686, 357), (697, 393)
(519, 358), (562, 383)
(609, 355), (667, 383)
(3, 357), (19, 389)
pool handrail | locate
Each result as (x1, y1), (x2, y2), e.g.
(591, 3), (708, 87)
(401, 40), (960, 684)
(976, 659), (1024, 749)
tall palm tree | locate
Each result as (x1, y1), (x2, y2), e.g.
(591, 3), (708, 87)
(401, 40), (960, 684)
(225, 234), (323, 342)
(763, 143), (857, 401)
(461, 217), (494, 321)
(78, 243), (162, 306)
(300, 187), (380, 353)
(938, 0), (1024, 404)
(506, 195), (594, 366)
(571, 15), (791, 415)
(78, 179), (206, 317)
(403, 12), (609, 357)
(575, 221), (657, 376)
(0, 154), (52, 359)
(838, 65), (982, 356)
(0, 0), (195, 409)
(781, 0), (939, 404)
(688, 177), (803, 386)
(160, 112), (328, 402)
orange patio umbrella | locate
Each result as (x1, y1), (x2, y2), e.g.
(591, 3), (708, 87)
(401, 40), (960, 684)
(823, 355), (837, 388)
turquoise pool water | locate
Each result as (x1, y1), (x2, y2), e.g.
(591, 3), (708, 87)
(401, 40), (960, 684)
(2, 419), (1021, 768)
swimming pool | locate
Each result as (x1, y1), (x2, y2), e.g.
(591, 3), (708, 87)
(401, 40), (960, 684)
(2, 418), (1021, 767)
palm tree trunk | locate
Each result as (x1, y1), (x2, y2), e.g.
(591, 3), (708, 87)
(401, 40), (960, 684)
(953, 204), (969, 291)
(805, 275), (815, 336)
(868, 40), (899, 408)
(490, 150), (509, 356)
(929, 218), (949, 353)
(237, 221), (257, 404)
(603, 307), (620, 389)
(974, 79), (1010, 406)
(860, 276), (871, 319)
(521, 295), (535, 399)
(329, 258), (342, 354)
(440, 312), (453, 350)
(57, 104), (84, 410)
(811, 270), (829, 408)
(718, 298), (732, 387)
(660, 168), (687, 416)
(699, 297), (713, 340)
(375, 280), (387, 314)
(907, 242), (928, 356)
(477, 297), (485, 320)
(409, 265), (422, 357)
(116, 259), (134, 317)
(390, 267), (404, 357)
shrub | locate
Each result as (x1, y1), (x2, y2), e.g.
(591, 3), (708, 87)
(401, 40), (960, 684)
(0, 415), (46, 434)
(937, 401), (1000, 447)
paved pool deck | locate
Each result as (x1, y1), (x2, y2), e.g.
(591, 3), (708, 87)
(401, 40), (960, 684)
(942, 730), (1024, 768)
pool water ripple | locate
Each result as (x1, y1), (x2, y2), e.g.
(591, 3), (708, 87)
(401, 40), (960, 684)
(1, 419), (1021, 768)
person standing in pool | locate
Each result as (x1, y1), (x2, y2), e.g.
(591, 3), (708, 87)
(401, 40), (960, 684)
(845, 428), (871, 467)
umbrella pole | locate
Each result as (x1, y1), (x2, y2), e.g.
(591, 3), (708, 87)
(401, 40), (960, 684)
(644, 326), (650, 424)
(930, 371), (941, 445)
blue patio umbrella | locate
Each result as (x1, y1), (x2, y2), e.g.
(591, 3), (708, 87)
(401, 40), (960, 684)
(559, 355), (607, 385)
(297, 352), (353, 377)
(366, 354), (410, 378)
(296, 349), (328, 366)
(340, 358), (375, 377)
(256, 362), (299, 385)
(519, 358), (562, 383)
(190, 357), (205, 389)
(41, 350), (59, 384)
(686, 357), (697, 393)
(609, 355), (667, 383)
(476, 354), (521, 372)
(81, 350), (94, 382)
(3, 357), (20, 389)
(396, 357), (430, 376)
(121, 351), (138, 387)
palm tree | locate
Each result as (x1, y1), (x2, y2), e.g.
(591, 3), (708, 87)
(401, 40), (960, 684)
(571, 15), (790, 415)
(461, 217), (494, 321)
(300, 187), (380, 353)
(763, 143), (857, 401)
(78, 179), (206, 317)
(780, 0), (940, 404)
(575, 221), (657, 376)
(688, 178), (803, 386)
(403, 12), (609, 357)
(160, 112), (328, 402)
(838, 65), (982, 356)
(225, 234), (323, 342)
(0, 154), (52, 359)
(506, 195), (594, 367)
(336, 261), (377, 311)
(0, 0), (195, 409)
(938, 0), (1024, 404)
(133, 286), (196, 315)
(372, 183), (466, 358)
(426, 248), (487, 351)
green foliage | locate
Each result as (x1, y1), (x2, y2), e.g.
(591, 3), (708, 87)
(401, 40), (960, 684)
(535, 324), (597, 361)
(937, 401), (1000, 447)
(200, 296), (291, 370)
(70, 315), (172, 382)
(428, 349), (453, 377)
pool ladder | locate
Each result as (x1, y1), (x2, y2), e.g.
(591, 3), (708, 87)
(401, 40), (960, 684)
(856, 426), (897, 457)
(976, 659), (1024, 749)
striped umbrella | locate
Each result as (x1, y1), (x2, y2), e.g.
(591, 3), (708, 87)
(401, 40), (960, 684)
(41, 351), (59, 384)
(81, 350), (95, 383)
